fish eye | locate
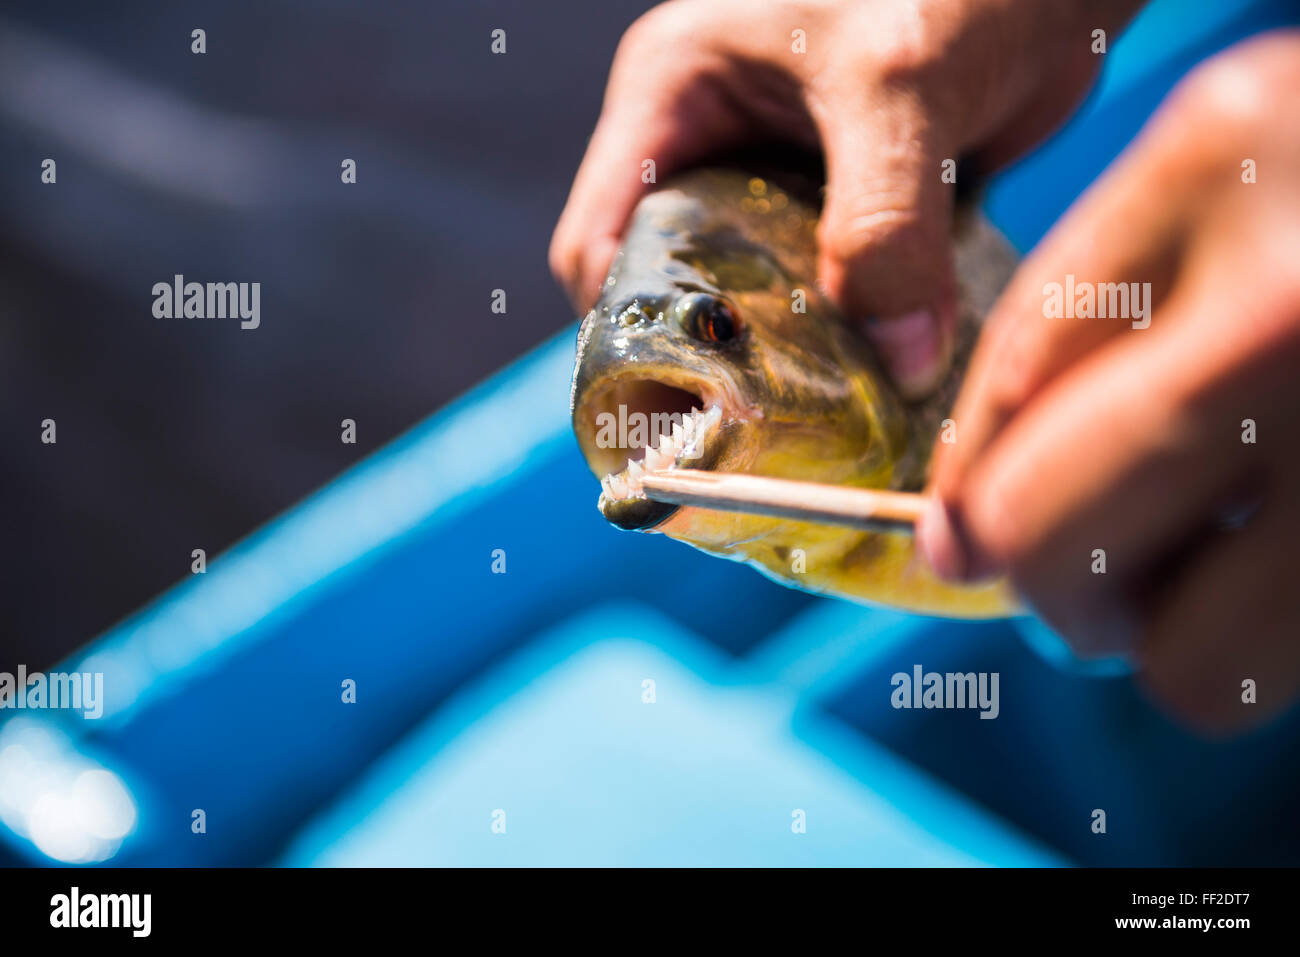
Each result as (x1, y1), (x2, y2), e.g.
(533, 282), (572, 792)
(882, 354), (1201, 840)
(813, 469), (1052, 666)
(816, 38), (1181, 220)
(676, 293), (740, 344)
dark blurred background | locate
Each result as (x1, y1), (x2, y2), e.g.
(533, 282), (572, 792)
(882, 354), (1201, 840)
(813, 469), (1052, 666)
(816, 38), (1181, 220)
(0, 0), (657, 664)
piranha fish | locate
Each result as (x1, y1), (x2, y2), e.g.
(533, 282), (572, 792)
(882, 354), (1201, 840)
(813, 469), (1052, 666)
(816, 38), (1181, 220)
(569, 167), (1018, 618)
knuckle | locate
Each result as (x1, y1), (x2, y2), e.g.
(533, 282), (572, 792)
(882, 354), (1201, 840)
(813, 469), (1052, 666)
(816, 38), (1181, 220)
(852, 3), (956, 87)
(857, 9), (942, 85)
(1156, 42), (1294, 170)
(610, 3), (729, 104)
(818, 200), (926, 266)
(874, 40), (942, 86)
(618, 1), (695, 56)
(617, 8), (662, 52)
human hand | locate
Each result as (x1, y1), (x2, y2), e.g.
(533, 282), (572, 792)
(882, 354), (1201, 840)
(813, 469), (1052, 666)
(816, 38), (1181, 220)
(920, 32), (1300, 732)
(550, 0), (1143, 397)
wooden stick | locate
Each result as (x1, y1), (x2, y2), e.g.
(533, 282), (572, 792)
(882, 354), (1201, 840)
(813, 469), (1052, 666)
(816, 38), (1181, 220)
(638, 469), (928, 533)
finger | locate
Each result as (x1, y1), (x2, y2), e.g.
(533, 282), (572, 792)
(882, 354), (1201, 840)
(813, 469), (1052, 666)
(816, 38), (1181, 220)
(922, 105), (1213, 576)
(549, 4), (777, 313)
(1139, 490), (1300, 734)
(929, 288), (1268, 654)
(931, 121), (1198, 496)
(810, 84), (958, 398)
(549, 82), (745, 312)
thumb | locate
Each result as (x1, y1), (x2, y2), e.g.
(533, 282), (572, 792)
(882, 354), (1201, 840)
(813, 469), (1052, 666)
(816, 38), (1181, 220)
(813, 94), (958, 398)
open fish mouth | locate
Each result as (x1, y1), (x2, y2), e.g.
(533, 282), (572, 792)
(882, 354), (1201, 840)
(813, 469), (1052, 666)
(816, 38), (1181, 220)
(576, 376), (728, 530)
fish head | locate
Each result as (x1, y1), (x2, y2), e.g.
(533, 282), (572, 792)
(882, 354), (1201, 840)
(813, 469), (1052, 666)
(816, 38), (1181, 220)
(570, 170), (913, 554)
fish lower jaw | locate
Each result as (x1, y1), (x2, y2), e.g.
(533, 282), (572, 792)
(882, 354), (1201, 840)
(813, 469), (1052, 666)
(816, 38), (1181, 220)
(598, 403), (723, 504)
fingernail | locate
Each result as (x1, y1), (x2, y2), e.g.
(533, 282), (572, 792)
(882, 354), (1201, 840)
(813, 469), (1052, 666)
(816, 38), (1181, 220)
(862, 308), (944, 398)
(917, 496), (966, 582)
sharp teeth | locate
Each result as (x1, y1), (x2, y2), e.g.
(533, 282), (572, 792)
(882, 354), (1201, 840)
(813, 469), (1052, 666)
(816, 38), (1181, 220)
(597, 401), (723, 504)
